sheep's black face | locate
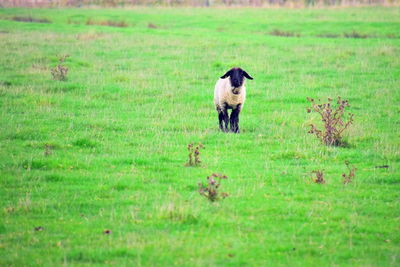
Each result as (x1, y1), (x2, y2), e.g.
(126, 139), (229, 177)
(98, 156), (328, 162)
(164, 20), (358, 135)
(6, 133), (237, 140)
(220, 68), (253, 91)
(230, 69), (245, 88)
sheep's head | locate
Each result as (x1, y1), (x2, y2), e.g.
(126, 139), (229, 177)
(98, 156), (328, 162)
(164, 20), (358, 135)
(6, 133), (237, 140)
(220, 67), (253, 94)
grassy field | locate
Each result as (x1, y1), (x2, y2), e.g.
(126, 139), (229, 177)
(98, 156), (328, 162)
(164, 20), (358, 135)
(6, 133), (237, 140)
(0, 7), (399, 266)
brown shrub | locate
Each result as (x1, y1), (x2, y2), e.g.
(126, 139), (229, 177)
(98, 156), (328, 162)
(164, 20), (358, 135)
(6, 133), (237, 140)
(198, 173), (229, 202)
(312, 170), (325, 184)
(307, 96), (354, 146)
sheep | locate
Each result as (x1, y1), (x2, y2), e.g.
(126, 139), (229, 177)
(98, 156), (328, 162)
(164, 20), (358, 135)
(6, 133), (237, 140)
(214, 67), (253, 133)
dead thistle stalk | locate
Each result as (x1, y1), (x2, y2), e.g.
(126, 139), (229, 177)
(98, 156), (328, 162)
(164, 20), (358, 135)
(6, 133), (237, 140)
(198, 173), (228, 202)
(342, 161), (357, 184)
(307, 96), (354, 146)
(312, 170), (326, 184)
(51, 55), (69, 81)
(186, 142), (204, 166)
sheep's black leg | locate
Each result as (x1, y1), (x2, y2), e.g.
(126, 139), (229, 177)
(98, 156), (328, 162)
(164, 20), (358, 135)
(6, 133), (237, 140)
(218, 110), (224, 131)
(222, 109), (229, 132)
(235, 112), (240, 133)
(230, 110), (236, 132)
(217, 106), (229, 132)
(230, 105), (241, 133)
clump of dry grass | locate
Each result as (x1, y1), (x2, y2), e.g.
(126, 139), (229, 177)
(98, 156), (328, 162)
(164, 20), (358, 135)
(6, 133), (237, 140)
(344, 30), (369, 39)
(11, 16), (50, 23)
(75, 33), (104, 41)
(269, 29), (300, 37)
(316, 33), (340, 38)
(158, 202), (198, 224)
(51, 55), (69, 81)
(317, 32), (397, 39)
(44, 144), (54, 156)
(385, 33), (398, 39)
(148, 23), (158, 29)
(86, 18), (128, 28)
(311, 170), (325, 184)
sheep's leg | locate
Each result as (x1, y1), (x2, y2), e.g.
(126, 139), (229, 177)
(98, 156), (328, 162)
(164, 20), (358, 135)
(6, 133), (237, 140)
(235, 112), (240, 133)
(230, 110), (236, 132)
(230, 105), (241, 133)
(222, 109), (229, 132)
(218, 111), (224, 131)
(217, 106), (229, 132)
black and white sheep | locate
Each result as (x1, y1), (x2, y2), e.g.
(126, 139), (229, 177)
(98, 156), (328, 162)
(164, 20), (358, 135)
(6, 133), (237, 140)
(214, 67), (253, 133)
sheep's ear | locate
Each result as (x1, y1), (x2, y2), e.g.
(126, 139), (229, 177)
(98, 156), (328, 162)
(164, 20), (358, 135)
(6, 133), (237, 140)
(243, 71), (253, 80)
(220, 70), (231, 79)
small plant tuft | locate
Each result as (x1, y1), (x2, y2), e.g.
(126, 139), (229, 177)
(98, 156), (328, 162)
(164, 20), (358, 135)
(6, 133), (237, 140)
(307, 96), (354, 146)
(342, 161), (357, 184)
(316, 33), (340, 38)
(11, 16), (50, 23)
(148, 23), (158, 29)
(51, 55), (69, 81)
(344, 30), (369, 39)
(86, 19), (128, 27)
(385, 33), (397, 39)
(269, 29), (300, 37)
(186, 142), (204, 166)
(312, 170), (325, 184)
(198, 173), (229, 202)
(44, 144), (53, 156)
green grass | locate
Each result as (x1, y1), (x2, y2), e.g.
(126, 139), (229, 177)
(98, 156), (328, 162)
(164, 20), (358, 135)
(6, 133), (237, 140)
(0, 6), (399, 266)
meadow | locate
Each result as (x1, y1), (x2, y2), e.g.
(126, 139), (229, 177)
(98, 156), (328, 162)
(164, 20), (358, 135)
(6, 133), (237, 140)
(0, 6), (399, 266)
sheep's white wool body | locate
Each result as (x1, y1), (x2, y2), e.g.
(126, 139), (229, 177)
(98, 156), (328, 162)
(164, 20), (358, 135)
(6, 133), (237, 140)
(214, 78), (246, 110)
